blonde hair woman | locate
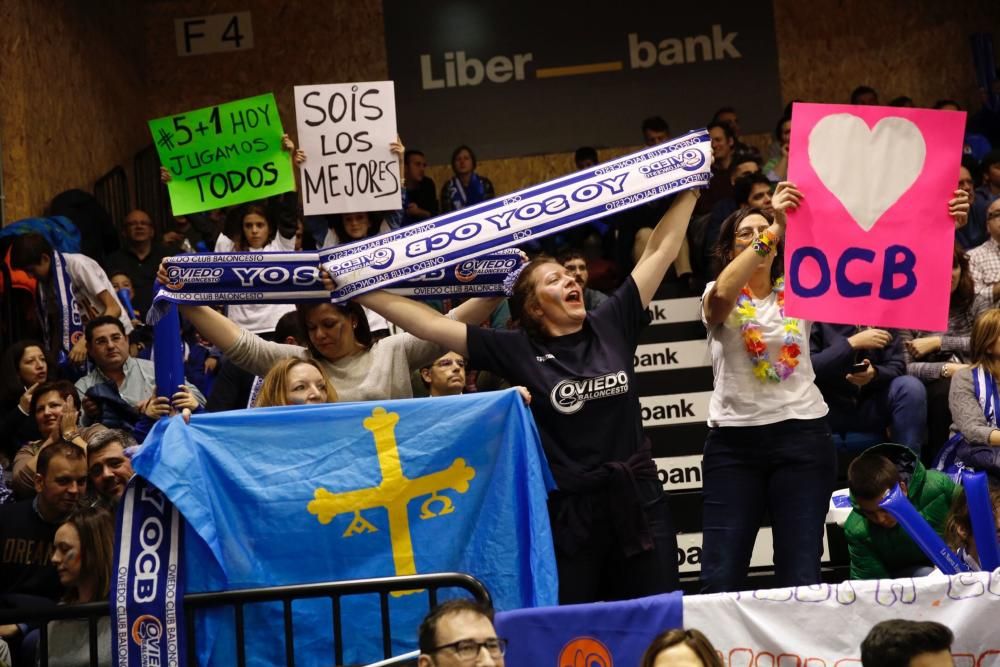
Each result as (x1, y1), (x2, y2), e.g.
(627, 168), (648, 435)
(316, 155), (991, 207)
(254, 357), (338, 408)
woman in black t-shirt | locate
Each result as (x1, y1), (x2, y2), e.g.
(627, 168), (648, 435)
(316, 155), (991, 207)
(343, 189), (700, 603)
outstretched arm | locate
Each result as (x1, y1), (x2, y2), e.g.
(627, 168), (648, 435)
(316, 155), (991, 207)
(158, 260), (242, 350)
(631, 190), (699, 306)
(703, 182), (799, 327)
(447, 296), (505, 327)
(178, 305), (242, 351)
(356, 291), (469, 356)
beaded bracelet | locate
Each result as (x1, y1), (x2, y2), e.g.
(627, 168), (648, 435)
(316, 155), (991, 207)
(752, 230), (778, 257)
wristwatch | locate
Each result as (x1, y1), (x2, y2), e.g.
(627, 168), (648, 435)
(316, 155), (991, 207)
(62, 430), (81, 442)
(940, 365), (951, 379)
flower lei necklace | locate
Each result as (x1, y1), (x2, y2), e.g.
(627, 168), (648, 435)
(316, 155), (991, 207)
(734, 277), (802, 383)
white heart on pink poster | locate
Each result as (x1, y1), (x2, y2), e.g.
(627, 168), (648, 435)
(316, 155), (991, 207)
(807, 114), (926, 231)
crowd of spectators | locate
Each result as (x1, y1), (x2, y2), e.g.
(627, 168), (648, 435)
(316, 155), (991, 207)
(1, 81), (999, 665)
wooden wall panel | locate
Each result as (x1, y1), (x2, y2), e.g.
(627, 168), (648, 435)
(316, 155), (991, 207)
(1, 0), (996, 222)
(0, 0), (147, 222)
(141, 0), (388, 140)
(0, 1), (32, 224)
(774, 0), (1000, 110)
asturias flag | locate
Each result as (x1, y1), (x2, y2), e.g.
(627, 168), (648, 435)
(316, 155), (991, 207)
(131, 388), (558, 665)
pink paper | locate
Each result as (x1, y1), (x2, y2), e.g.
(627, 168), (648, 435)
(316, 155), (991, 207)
(785, 103), (966, 331)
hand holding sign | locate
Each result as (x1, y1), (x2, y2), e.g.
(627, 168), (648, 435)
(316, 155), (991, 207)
(785, 103), (966, 331)
(150, 93), (295, 215)
(771, 181), (802, 229)
(294, 81), (402, 215)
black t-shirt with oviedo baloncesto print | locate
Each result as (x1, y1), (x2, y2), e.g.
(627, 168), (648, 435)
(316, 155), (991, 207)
(467, 277), (650, 491)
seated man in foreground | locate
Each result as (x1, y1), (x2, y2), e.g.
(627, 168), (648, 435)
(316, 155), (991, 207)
(418, 599), (506, 667)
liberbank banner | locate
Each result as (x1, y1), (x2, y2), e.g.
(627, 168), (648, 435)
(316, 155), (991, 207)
(383, 0), (781, 161)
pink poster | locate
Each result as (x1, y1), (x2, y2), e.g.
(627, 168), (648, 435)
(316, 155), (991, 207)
(785, 103), (965, 331)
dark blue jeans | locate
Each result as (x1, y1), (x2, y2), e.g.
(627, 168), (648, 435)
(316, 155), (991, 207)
(700, 417), (836, 593)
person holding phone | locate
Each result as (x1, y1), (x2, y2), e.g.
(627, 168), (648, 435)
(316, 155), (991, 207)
(810, 323), (927, 455)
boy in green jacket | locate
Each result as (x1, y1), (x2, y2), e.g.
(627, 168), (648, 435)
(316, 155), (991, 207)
(846, 443), (961, 580)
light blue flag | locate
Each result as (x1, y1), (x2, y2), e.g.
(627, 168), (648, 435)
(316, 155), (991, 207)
(131, 389), (558, 665)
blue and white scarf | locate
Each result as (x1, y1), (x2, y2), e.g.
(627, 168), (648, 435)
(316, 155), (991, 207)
(112, 476), (185, 667)
(971, 367), (1000, 428)
(149, 249), (523, 322)
(323, 129), (710, 302)
(38, 250), (85, 360)
(446, 172), (486, 210)
(150, 130), (711, 313)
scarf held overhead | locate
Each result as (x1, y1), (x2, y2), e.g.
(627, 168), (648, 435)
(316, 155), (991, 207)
(149, 130), (710, 314)
(149, 249), (523, 321)
(323, 129), (711, 302)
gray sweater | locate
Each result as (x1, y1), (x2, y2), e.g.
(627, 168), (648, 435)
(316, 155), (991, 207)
(900, 291), (992, 381)
(225, 328), (445, 402)
(949, 366), (996, 444)
(43, 616), (111, 666)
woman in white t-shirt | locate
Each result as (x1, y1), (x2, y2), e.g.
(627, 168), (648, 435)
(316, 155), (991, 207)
(321, 212), (392, 336)
(699, 182), (834, 592)
(214, 201), (298, 336)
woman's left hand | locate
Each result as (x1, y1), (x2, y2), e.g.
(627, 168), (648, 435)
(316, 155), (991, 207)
(949, 189), (970, 229)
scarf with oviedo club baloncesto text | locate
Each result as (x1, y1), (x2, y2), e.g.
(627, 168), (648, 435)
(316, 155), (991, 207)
(149, 130), (712, 316)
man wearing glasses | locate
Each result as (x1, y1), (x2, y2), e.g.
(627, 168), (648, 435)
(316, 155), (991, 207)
(420, 352), (467, 397)
(418, 600), (507, 667)
(106, 209), (176, 315)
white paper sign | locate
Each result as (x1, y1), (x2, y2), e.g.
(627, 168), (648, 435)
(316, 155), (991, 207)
(685, 571), (1000, 665)
(294, 81), (402, 215)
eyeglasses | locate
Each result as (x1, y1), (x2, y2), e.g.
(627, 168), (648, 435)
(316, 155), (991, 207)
(433, 358), (466, 369)
(735, 228), (764, 240)
(431, 638), (508, 661)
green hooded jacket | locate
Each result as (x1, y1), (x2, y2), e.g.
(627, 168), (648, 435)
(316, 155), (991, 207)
(845, 443), (961, 580)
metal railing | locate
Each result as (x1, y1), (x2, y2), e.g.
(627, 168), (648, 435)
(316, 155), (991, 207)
(134, 144), (172, 230)
(93, 166), (130, 233)
(0, 572), (491, 667)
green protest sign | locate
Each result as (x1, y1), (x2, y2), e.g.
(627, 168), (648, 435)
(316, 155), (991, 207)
(149, 92), (295, 215)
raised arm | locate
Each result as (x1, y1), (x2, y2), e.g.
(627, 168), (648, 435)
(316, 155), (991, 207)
(157, 261), (242, 350)
(448, 296), (505, 326)
(97, 290), (123, 321)
(703, 182), (799, 327)
(631, 190), (699, 306)
(356, 291), (470, 356)
(177, 305), (242, 351)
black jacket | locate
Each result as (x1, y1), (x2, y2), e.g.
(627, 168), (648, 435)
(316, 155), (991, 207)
(809, 323), (905, 414)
